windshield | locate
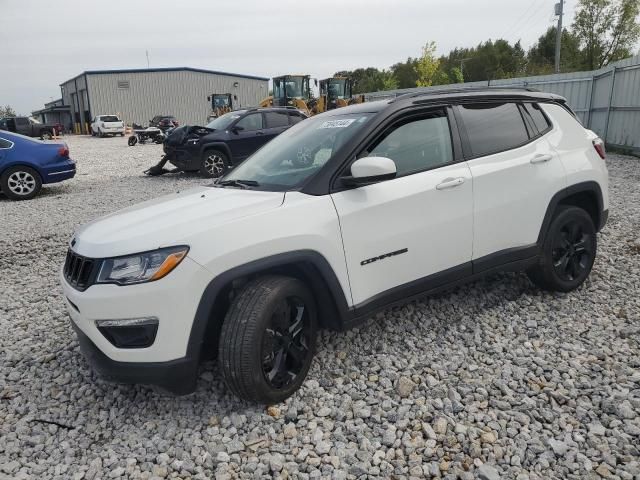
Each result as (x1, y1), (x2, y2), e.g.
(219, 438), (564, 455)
(273, 76), (309, 100)
(220, 113), (373, 190)
(206, 111), (244, 130)
(29, 117), (41, 124)
(327, 79), (348, 99)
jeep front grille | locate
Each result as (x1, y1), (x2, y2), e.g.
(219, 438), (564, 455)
(64, 249), (97, 291)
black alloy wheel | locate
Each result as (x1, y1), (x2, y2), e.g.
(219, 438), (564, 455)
(219, 275), (317, 403)
(527, 205), (596, 292)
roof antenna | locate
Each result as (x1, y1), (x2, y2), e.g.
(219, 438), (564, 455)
(146, 50), (150, 69)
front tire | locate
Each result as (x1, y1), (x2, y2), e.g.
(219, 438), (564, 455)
(40, 130), (52, 140)
(200, 149), (228, 178)
(1, 166), (42, 200)
(128, 136), (138, 146)
(527, 205), (597, 292)
(218, 276), (318, 404)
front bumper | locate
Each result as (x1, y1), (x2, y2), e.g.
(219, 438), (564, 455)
(60, 256), (209, 362)
(71, 322), (198, 394)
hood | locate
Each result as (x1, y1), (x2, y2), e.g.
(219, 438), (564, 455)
(72, 186), (285, 258)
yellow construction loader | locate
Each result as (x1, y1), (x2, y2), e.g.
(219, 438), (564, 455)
(259, 75), (315, 115)
(207, 93), (233, 122)
(259, 74), (364, 116)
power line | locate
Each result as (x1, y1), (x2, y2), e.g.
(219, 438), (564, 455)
(502, 0), (541, 40)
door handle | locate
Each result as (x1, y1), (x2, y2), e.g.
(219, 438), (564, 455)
(255, 131), (265, 135)
(436, 177), (465, 190)
(530, 153), (552, 164)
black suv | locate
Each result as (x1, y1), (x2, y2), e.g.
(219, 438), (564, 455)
(163, 107), (307, 177)
(150, 115), (179, 131)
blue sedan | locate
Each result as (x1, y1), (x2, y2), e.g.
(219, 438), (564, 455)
(0, 130), (76, 200)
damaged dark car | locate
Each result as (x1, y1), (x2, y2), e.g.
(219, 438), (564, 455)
(147, 107), (307, 178)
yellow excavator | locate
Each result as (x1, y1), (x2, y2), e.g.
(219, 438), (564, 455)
(207, 93), (233, 122)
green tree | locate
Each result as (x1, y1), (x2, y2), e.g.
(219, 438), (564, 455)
(527, 26), (585, 74)
(390, 58), (419, 89)
(0, 105), (16, 117)
(573, 0), (640, 69)
(415, 41), (442, 87)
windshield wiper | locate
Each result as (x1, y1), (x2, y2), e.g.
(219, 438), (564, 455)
(216, 179), (260, 189)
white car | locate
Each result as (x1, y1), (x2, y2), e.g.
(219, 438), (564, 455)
(91, 115), (125, 137)
(61, 89), (609, 403)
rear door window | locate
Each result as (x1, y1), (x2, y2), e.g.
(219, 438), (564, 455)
(459, 103), (529, 157)
(264, 111), (289, 128)
(289, 113), (305, 125)
(15, 117), (29, 127)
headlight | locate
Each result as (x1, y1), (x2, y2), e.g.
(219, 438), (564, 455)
(97, 246), (189, 285)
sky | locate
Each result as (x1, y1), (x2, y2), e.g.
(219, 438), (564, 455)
(1, 0), (580, 115)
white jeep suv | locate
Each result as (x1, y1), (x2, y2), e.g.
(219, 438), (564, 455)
(61, 89), (609, 403)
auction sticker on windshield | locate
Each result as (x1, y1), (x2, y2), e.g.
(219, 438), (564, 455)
(319, 119), (356, 129)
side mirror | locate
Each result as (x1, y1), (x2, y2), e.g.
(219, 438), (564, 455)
(342, 157), (396, 186)
(231, 125), (244, 133)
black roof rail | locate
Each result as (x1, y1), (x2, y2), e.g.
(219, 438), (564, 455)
(390, 85), (542, 103)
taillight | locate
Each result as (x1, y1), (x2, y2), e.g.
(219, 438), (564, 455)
(593, 138), (606, 159)
(58, 145), (69, 157)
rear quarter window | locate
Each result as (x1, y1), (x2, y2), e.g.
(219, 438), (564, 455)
(459, 102), (529, 157)
(0, 138), (13, 148)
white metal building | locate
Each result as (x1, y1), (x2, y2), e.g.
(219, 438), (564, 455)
(59, 67), (269, 133)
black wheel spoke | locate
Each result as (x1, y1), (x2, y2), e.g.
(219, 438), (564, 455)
(260, 296), (311, 390)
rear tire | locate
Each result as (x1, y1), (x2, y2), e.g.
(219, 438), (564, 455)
(128, 136), (138, 146)
(218, 275), (317, 404)
(527, 205), (597, 292)
(200, 149), (228, 178)
(1, 165), (42, 200)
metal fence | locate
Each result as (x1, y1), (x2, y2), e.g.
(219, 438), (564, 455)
(363, 54), (640, 154)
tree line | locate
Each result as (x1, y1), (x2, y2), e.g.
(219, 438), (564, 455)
(337, 0), (640, 94)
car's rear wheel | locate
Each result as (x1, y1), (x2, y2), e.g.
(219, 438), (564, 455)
(527, 205), (597, 292)
(218, 275), (317, 404)
(1, 166), (42, 200)
(200, 149), (228, 178)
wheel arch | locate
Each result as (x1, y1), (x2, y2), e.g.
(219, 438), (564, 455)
(199, 142), (232, 163)
(538, 181), (605, 245)
(0, 161), (44, 181)
(187, 250), (352, 363)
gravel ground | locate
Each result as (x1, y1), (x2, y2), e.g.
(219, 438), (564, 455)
(1, 135), (639, 480)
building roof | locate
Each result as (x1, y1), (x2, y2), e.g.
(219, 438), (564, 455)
(60, 67), (270, 86)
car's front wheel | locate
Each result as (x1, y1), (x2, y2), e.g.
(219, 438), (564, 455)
(200, 149), (228, 178)
(1, 166), (43, 200)
(219, 275), (318, 404)
(527, 205), (597, 292)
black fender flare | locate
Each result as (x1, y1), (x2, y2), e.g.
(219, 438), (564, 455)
(185, 250), (352, 361)
(199, 142), (233, 165)
(537, 180), (605, 245)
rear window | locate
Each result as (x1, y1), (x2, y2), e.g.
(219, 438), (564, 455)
(522, 103), (551, 134)
(100, 115), (120, 122)
(459, 103), (529, 157)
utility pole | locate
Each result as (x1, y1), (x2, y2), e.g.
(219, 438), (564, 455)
(146, 50), (150, 69)
(554, 1), (564, 73)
